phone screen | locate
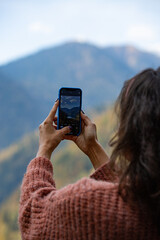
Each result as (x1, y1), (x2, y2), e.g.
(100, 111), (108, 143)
(58, 88), (82, 135)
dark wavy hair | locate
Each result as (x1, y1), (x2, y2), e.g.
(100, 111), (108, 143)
(109, 67), (160, 231)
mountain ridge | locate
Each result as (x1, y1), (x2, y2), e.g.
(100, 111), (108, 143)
(0, 41), (159, 149)
(1, 41), (160, 67)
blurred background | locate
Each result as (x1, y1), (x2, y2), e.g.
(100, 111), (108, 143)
(0, 0), (160, 239)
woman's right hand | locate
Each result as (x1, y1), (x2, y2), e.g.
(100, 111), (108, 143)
(64, 111), (110, 170)
(64, 112), (98, 156)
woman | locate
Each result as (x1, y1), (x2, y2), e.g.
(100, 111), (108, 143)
(19, 68), (160, 239)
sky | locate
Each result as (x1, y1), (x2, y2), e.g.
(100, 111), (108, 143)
(0, 0), (160, 65)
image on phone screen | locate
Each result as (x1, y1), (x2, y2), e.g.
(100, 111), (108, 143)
(58, 88), (82, 135)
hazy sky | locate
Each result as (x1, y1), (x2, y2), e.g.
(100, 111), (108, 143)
(0, 0), (160, 64)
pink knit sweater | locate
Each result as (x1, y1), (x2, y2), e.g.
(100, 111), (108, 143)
(19, 157), (159, 239)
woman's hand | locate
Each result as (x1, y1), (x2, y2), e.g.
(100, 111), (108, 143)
(36, 100), (70, 160)
(64, 112), (110, 169)
(64, 112), (98, 156)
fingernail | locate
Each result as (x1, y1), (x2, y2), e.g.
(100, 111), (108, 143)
(82, 110), (85, 114)
(55, 98), (59, 102)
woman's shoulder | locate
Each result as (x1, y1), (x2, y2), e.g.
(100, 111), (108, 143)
(50, 176), (118, 203)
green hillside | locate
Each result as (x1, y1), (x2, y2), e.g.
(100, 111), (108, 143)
(0, 189), (21, 240)
(0, 106), (116, 240)
(0, 131), (39, 204)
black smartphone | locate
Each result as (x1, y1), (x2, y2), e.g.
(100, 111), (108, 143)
(57, 87), (82, 136)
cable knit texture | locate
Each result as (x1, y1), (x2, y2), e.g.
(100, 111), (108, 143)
(19, 157), (160, 239)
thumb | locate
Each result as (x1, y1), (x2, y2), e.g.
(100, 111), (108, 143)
(58, 126), (71, 137)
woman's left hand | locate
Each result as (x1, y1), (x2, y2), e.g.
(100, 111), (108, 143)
(36, 100), (70, 160)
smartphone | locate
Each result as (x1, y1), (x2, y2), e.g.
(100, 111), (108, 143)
(57, 87), (82, 136)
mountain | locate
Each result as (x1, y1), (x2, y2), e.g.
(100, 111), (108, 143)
(0, 72), (49, 149)
(61, 106), (80, 118)
(105, 45), (160, 71)
(0, 42), (159, 149)
(1, 42), (159, 105)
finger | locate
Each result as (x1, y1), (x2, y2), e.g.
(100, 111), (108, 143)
(63, 135), (77, 141)
(50, 116), (57, 125)
(53, 118), (57, 126)
(58, 126), (71, 136)
(81, 120), (85, 131)
(81, 112), (91, 126)
(46, 100), (59, 122)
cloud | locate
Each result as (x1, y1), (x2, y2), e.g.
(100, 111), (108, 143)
(126, 24), (156, 41)
(28, 21), (53, 34)
(146, 43), (160, 56)
(73, 34), (88, 43)
(126, 24), (160, 56)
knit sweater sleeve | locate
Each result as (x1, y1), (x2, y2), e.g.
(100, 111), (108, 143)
(89, 161), (119, 183)
(19, 157), (118, 239)
(19, 157), (55, 239)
